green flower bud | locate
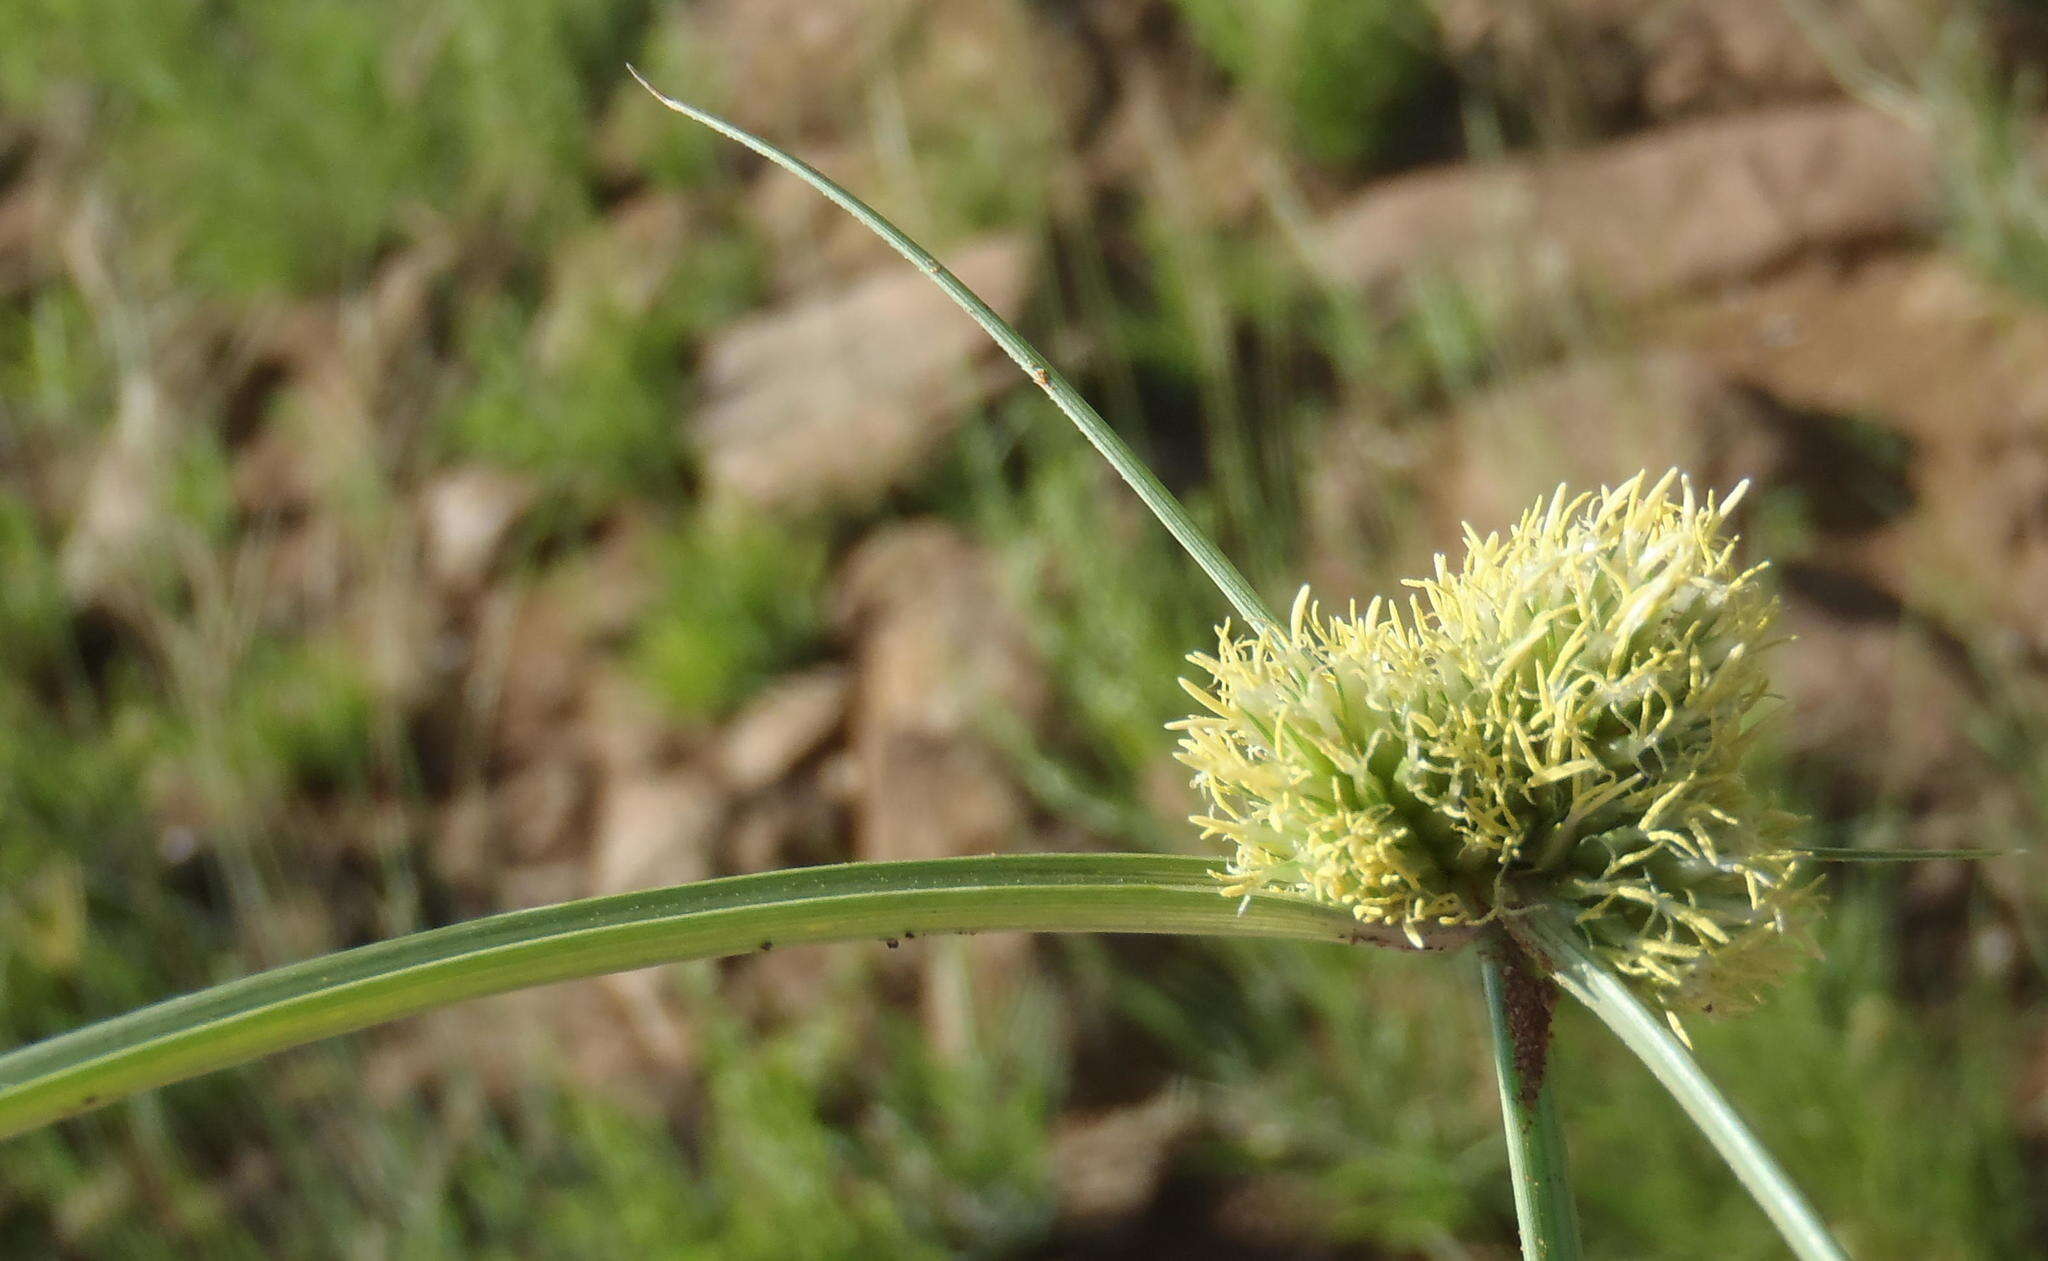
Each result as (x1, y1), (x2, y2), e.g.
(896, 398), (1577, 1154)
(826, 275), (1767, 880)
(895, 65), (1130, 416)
(1173, 471), (1813, 1012)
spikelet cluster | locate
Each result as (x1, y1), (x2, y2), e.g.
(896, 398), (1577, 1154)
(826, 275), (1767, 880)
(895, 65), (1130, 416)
(1173, 471), (1812, 1012)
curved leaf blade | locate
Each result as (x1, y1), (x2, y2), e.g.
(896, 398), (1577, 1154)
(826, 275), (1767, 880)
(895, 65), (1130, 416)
(626, 66), (1277, 630)
(1778, 846), (2011, 863)
(1514, 910), (1848, 1261)
(0, 854), (1440, 1141)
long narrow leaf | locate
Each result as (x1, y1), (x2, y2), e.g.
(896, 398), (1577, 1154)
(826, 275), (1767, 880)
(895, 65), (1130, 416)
(1514, 911), (1848, 1261)
(0, 854), (1432, 1141)
(1780, 846), (2010, 863)
(627, 67), (1277, 629)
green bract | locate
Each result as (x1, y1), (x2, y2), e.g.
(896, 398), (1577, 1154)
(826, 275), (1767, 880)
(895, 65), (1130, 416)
(1174, 471), (1813, 1012)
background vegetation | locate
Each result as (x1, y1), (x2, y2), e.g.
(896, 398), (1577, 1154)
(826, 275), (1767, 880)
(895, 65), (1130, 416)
(1, 1), (2043, 1255)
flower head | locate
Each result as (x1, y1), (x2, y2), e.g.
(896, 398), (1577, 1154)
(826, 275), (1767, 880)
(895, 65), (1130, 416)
(1173, 471), (1812, 1012)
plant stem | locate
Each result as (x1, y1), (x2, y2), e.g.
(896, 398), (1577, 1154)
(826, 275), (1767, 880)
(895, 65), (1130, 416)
(1515, 911), (1848, 1261)
(1481, 935), (1583, 1260)
(0, 854), (1457, 1142)
(627, 68), (1277, 631)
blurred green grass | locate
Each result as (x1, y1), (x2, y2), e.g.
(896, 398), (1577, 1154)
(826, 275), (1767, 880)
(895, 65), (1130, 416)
(0, 1), (2043, 1256)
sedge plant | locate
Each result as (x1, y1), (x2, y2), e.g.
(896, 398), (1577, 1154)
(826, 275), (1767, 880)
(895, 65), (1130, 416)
(0, 71), (1938, 1258)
